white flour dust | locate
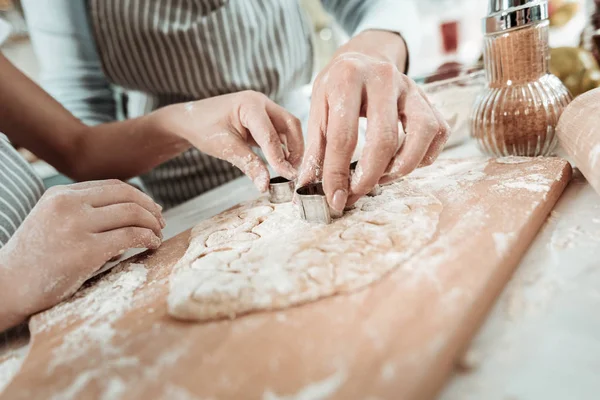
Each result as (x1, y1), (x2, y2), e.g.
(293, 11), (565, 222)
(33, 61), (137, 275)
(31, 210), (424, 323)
(161, 384), (203, 400)
(0, 354), (25, 394)
(99, 377), (126, 400)
(37, 263), (148, 333)
(397, 203), (488, 292)
(589, 144), (600, 169)
(33, 263), (147, 387)
(495, 156), (532, 164)
(492, 173), (554, 194)
(263, 369), (347, 400)
(493, 232), (516, 256)
(380, 362), (396, 382)
(50, 369), (99, 400)
(550, 224), (600, 250)
(407, 159), (487, 204)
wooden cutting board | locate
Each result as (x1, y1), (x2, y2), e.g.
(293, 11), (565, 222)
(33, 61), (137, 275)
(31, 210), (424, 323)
(1, 157), (571, 400)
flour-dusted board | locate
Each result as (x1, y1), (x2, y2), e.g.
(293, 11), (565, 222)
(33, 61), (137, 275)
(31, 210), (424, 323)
(2, 158), (571, 400)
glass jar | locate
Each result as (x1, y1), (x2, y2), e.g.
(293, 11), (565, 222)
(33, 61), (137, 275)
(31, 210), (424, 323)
(419, 66), (486, 149)
(471, 1), (572, 157)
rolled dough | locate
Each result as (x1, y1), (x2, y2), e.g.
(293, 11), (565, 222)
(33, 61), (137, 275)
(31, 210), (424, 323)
(167, 181), (443, 321)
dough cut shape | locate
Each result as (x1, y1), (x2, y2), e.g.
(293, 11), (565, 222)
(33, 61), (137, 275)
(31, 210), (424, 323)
(168, 181), (442, 321)
(238, 205), (274, 219)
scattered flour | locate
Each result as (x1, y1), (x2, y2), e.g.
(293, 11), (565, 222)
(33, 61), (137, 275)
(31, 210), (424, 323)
(550, 226), (584, 250)
(493, 232), (516, 256)
(493, 173), (553, 193)
(162, 384), (206, 400)
(275, 313), (287, 322)
(99, 377), (127, 400)
(263, 369), (347, 400)
(495, 156), (532, 164)
(550, 224), (600, 250)
(37, 263), (148, 333)
(43, 264), (148, 373)
(28, 263), (148, 399)
(398, 203), (488, 291)
(409, 159), (487, 204)
(547, 210), (561, 225)
(0, 354), (25, 393)
(589, 144), (600, 169)
(50, 370), (99, 400)
(380, 362), (396, 382)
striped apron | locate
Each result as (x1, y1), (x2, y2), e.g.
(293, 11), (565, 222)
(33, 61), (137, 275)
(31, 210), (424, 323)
(0, 135), (45, 246)
(88, 0), (314, 209)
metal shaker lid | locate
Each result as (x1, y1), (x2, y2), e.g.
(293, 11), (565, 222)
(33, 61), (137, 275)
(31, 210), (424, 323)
(484, 0), (549, 34)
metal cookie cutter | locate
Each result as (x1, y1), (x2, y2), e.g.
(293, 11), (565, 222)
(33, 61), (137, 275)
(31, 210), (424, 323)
(269, 176), (295, 203)
(296, 182), (332, 224)
(350, 161), (382, 197)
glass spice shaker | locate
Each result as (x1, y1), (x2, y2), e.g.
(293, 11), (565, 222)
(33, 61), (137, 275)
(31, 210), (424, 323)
(471, 0), (572, 157)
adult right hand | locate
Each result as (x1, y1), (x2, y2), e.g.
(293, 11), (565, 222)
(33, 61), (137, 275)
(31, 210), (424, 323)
(296, 31), (450, 212)
(0, 180), (164, 330)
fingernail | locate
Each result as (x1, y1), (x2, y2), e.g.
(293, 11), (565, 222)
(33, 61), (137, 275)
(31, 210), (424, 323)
(332, 189), (348, 212)
(159, 216), (167, 228)
(155, 202), (163, 211)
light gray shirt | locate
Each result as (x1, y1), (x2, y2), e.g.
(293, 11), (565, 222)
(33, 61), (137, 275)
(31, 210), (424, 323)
(0, 135), (44, 247)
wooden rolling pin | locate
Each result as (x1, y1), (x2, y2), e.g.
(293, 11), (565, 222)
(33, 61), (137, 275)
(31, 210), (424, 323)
(556, 87), (600, 197)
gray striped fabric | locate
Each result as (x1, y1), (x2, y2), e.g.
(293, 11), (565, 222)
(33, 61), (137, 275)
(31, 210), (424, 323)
(89, 0), (315, 209)
(0, 135), (44, 247)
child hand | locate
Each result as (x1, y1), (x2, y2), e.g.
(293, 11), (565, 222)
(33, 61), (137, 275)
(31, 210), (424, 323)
(0, 180), (164, 328)
(151, 91), (304, 192)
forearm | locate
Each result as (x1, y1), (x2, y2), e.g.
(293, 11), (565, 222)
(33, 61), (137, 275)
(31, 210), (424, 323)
(0, 53), (190, 181)
(73, 115), (191, 181)
(323, 0), (419, 73)
(0, 52), (83, 172)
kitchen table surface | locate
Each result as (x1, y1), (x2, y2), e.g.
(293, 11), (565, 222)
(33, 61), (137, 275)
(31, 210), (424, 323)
(1, 140), (599, 399)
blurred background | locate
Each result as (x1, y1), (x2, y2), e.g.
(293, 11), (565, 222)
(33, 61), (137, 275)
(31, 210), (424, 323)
(0, 0), (592, 185)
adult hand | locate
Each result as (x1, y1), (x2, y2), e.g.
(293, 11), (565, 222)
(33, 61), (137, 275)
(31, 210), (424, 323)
(152, 91), (304, 193)
(298, 30), (450, 212)
(0, 180), (164, 329)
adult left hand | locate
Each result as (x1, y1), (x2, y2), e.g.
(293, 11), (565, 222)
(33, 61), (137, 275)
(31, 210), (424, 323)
(297, 30), (450, 213)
